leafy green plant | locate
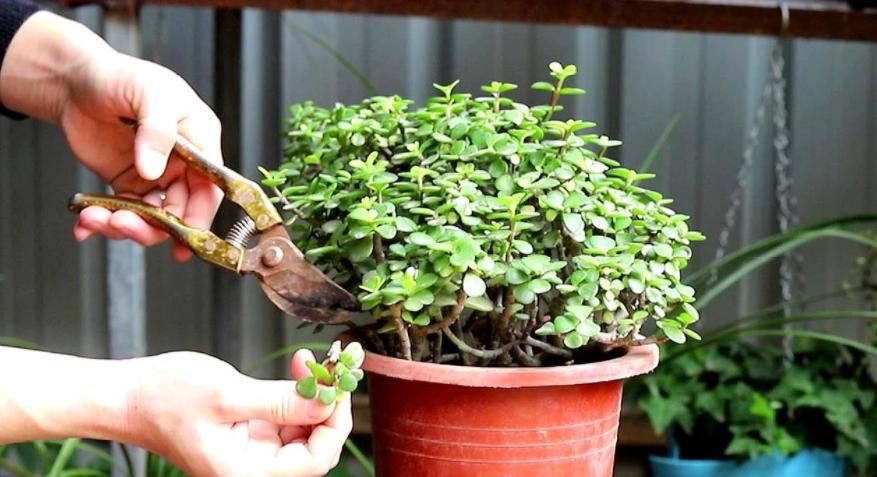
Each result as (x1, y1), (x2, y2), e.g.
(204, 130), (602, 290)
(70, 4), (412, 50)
(295, 341), (366, 405)
(262, 62), (704, 364)
(637, 339), (877, 473)
(0, 439), (113, 477)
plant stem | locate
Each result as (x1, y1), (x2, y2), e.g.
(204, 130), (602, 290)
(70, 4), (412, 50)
(511, 346), (541, 366)
(497, 287), (515, 341)
(525, 336), (573, 358)
(419, 290), (466, 335)
(442, 328), (520, 359)
(372, 234), (385, 263)
(600, 336), (667, 350)
(271, 186), (316, 228)
(390, 304), (412, 360)
(544, 78), (565, 122)
(433, 331), (443, 363)
(438, 353), (460, 363)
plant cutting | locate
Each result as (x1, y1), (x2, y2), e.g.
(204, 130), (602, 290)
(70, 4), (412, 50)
(294, 341), (366, 405)
(262, 62), (704, 476)
(638, 338), (877, 477)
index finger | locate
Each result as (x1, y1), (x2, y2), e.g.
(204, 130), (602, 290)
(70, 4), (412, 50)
(177, 108), (224, 231)
(173, 110), (223, 261)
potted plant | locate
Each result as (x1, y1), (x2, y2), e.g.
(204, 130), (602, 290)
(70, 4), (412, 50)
(637, 338), (877, 477)
(261, 62), (704, 476)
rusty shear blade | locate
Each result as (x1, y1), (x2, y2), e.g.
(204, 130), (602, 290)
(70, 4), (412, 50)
(242, 226), (360, 323)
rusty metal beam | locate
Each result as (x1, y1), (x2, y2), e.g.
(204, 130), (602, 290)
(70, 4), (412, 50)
(57, 0), (877, 43)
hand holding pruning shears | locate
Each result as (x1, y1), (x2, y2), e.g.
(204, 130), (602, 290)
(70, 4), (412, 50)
(0, 8), (355, 477)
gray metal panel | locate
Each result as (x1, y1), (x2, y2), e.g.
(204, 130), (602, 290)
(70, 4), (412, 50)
(1, 8), (876, 369)
(240, 8), (285, 376)
(140, 6), (215, 355)
(791, 38), (877, 337)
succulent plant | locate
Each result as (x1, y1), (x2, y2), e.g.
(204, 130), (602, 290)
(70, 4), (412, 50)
(295, 341), (365, 404)
(265, 62), (703, 365)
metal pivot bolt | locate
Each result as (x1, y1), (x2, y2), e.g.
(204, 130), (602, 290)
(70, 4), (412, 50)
(262, 246), (284, 268)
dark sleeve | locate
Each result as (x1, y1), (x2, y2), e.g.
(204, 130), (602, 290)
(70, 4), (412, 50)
(0, 0), (42, 119)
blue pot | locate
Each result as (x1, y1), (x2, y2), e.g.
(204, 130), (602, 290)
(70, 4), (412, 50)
(650, 449), (849, 477)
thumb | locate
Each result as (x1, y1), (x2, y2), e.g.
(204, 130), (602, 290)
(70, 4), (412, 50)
(222, 378), (336, 425)
(133, 97), (178, 181)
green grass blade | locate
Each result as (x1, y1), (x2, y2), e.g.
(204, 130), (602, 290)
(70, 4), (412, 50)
(722, 329), (877, 356)
(639, 114), (680, 174)
(694, 228), (877, 309)
(0, 337), (41, 350)
(344, 439), (375, 477)
(687, 215), (877, 286)
(247, 342), (332, 375)
(705, 287), (860, 336)
(58, 470), (108, 477)
(44, 440), (114, 467)
(47, 439), (81, 477)
(286, 20), (379, 96)
(665, 310), (877, 363)
(34, 440), (52, 472)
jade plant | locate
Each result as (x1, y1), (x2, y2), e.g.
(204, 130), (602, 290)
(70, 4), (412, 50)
(295, 341), (366, 405)
(262, 62), (704, 365)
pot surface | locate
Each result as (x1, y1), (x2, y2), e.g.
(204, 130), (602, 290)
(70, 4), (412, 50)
(363, 345), (658, 477)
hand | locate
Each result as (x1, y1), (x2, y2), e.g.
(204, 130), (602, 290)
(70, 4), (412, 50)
(129, 350), (352, 477)
(0, 12), (223, 261)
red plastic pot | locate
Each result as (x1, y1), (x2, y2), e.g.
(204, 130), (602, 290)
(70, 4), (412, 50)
(360, 344), (659, 477)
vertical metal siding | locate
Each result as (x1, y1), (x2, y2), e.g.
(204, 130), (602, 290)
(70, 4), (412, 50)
(0, 7), (875, 368)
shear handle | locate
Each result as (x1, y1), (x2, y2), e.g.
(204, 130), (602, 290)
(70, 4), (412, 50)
(120, 117), (282, 231)
(69, 193), (243, 272)
(171, 136), (281, 231)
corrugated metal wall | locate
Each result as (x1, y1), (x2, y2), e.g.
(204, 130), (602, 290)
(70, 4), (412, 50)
(1, 6), (875, 374)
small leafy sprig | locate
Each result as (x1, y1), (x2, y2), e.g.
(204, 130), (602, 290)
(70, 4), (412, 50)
(295, 341), (365, 404)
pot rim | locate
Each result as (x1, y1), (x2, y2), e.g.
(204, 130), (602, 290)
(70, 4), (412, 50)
(356, 340), (659, 388)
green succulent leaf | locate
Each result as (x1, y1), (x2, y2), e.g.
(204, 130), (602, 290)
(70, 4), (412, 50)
(318, 387), (338, 405)
(296, 377), (318, 399)
(463, 273), (487, 297)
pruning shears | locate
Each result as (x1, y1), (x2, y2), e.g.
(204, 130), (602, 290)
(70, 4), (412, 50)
(67, 121), (359, 324)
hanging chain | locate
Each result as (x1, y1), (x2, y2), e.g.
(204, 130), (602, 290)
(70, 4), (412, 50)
(769, 41), (803, 361)
(706, 39), (802, 357)
(708, 80), (772, 288)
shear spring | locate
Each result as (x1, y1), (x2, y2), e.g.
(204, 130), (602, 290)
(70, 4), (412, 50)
(226, 216), (257, 249)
